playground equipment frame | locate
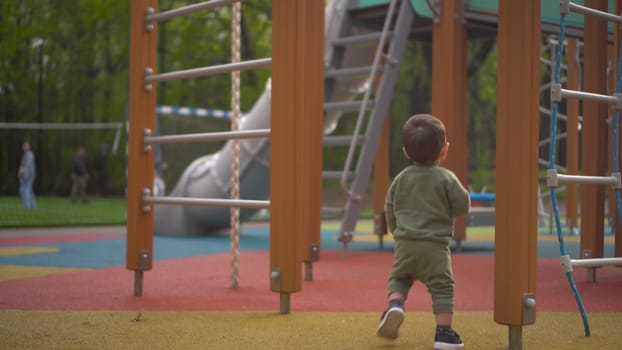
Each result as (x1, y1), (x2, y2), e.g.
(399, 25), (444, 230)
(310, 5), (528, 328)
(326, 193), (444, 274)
(127, 0), (323, 314)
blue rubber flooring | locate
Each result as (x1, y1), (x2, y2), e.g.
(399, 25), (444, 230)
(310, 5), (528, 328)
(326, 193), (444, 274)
(0, 225), (617, 269)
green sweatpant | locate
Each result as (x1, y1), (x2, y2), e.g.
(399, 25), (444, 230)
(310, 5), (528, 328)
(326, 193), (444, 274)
(388, 239), (455, 313)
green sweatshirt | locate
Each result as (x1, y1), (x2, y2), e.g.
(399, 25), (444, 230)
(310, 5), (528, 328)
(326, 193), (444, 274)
(385, 164), (470, 244)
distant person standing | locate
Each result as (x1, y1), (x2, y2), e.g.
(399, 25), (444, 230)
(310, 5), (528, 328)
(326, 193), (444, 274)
(18, 141), (36, 209)
(71, 146), (89, 203)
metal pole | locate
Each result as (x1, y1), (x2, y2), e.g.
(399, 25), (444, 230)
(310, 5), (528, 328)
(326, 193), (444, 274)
(144, 128), (270, 145)
(304, 261), (313, 281)
(572, 257), (622, 267)
(134, 270), (143, 296)
(557, 173), (619, 186)
(0, 122), (123, 130)
(279, 292), (290, 314)
(508, 325), (522, 350)
(561, 88), (620, 106)
(143, 195), (270, 209)
(37, 42), (43, 195)
(146, 58), (271, 82)
(568, 2), (622, 24)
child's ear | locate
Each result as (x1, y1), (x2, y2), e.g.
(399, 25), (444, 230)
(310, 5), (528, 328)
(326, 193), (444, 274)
(402, 147), (410, 160)
(440, 142), (449, 159)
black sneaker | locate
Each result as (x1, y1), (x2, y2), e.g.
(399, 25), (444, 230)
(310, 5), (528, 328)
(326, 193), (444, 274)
(434, 326), (464, 349)
(376, 305), (404, 340)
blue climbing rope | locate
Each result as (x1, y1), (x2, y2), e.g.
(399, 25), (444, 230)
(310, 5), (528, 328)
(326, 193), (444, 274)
(549, 13), (591, 336)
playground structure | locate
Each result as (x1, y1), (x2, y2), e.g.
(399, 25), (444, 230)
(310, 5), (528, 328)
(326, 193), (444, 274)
(150, 1), (616, 245)
(126, 1), (622, 349)
(129, 0), (323, 314)
(547, 0), (622, 337)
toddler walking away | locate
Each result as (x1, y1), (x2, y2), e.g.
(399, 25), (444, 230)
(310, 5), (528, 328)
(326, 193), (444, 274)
(376, 114), (470, 350)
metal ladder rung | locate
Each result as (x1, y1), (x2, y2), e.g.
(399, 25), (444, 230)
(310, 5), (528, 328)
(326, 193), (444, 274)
(331, 31), (394, 47)
(324, 100), (374, 112)
(322, 171), (355, 180)
(142, 192), (270, 210)
(324, 65), (384, 79)
(551, 83), (621, 108)
(323, 135), (365, 146)
(146, 0), (241, 24)
(546, 169), (621, 188)
(571, 257), (622, 268)
(321, 207), (345, 216)
(561, 0), (622, 25)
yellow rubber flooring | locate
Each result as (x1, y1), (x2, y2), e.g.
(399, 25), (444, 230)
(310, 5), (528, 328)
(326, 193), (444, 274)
(1, 310), (620, 349)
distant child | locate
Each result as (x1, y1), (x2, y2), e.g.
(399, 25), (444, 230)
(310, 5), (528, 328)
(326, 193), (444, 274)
(71, 146), (89, 203)
(376, 114), (470, 349)
(18, 141), (36, 209)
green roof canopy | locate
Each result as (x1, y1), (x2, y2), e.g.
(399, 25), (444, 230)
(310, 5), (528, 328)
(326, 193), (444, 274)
(357, 0), (615, 33)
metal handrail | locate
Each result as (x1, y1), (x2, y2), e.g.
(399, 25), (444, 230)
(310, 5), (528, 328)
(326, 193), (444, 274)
(340, 0), (398, 195)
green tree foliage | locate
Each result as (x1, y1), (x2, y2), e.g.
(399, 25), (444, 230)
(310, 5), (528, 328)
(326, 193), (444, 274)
(466, 39), (497, 191)
(388, 41), (433, 175)
(0, 0), (130, 196)
(0, 0), (499, 199)
(387, 39), (498, 191)
(0, 0), (272, 196)
(155, 0), (271, 188)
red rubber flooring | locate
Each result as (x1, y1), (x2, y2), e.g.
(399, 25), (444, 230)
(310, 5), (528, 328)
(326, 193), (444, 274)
(1, 249), (620, 313)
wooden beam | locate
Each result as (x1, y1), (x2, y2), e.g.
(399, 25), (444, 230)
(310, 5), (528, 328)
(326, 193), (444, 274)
(300, 0), (324, 279)
(431, 0), (468, 244)
(494, 0), (539, 326)
(373, 116), (390, 241)
(615, 0), (622, 259)
(126, 0), (157, 291)
(270, 0), (324, 311)
(608, 43), (617, 239)
(581, 0), (608, 271)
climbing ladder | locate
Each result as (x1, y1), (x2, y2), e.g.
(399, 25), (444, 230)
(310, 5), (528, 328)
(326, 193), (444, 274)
(128, 0), (324, 314)
(549, 0), (622, 336)
(321, 0), (414, 250)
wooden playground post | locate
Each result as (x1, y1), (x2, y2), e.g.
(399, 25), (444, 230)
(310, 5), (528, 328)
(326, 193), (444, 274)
(127, 0), (157, 296)
(581, 0), (608, 282)
(373, 116), (390, 247)
(431, 0), (468, 249)
(300, 0), (324, 282)
(565, 39), (580, 232)
(616, 0), (622, 259)
(495, 0), (540, 347)
(373, 48), (391, 247)
(608, 44), (616, 239)
(270, 0), (324, 313)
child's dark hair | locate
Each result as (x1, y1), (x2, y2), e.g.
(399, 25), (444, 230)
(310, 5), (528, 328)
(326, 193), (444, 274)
(401, 114), (446, 164)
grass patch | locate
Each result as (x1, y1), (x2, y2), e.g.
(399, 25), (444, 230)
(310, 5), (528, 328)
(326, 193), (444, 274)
(0, 196), (126, 228)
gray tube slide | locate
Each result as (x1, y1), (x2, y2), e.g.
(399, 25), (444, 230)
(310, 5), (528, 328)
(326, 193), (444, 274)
(154, 88), (272, 235)
(154, 1), (378, 236)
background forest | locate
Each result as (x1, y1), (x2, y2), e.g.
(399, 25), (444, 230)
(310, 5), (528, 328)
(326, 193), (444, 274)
(0, 0), (500, 198)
